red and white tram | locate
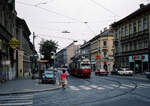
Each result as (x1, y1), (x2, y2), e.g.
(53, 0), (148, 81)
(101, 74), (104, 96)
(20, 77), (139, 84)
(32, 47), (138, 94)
(69, 58), (91, 78)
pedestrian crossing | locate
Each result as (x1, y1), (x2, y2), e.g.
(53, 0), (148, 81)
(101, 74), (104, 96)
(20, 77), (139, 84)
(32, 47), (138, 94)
(0, 94), (33, 106)
(68, 83), (150, 91)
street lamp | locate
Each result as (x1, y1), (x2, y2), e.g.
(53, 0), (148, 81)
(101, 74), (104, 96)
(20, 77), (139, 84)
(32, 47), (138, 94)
(61, 30), (70, 33)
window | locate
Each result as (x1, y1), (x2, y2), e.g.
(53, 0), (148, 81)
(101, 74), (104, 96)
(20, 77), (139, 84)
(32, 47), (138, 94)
(143, 17), (148, 30)
(125, 26), (128, 36)
(122, 45), (124, 52)
(103, 41), (107, 46)
(144, 40), (148, 48)
(121, 27), (124, 36)
(129, 42), (132, 51)
(134, 41), (137, 50)
(138, 40), (142, 49)
(138, 19), (142, 31)
(133, 22), (136, 33)
(125, 44), (128, 51)
(104, 51), (107, 57)
(129, 24), (132, 35)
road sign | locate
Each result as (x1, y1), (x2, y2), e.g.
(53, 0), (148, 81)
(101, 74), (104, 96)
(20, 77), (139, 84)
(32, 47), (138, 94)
(9, 37), (19, 49)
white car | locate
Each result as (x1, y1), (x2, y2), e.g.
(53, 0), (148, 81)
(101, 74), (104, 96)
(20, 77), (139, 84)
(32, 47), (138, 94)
(118, 68), (133, 76)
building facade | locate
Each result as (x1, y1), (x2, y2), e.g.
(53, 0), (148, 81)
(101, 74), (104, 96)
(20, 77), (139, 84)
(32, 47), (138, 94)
(98, 28), (114, 73)
(0, 0), (17, 81)
(80, 41), (90, 60)
(112, 4), (150, 73)
(16, 17), (33, 78)
(90, 35), (99, 71)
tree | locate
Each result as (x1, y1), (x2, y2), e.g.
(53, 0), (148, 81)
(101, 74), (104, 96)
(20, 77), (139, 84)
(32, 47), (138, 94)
(40, 40), (58, 66)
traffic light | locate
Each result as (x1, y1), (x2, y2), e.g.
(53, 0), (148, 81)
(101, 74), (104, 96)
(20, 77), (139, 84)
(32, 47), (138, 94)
(50, 52), (55, 59)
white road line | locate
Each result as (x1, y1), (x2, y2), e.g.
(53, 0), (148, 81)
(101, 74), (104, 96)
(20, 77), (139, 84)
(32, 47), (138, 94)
(69, 86), (80, 91)
(0, 102), (33, 106)
(122, 84), (134, 88)
(103, 85), (114, 89)
(0, 94), (33, 106)
(79, 85), (92, 90)
(140, 83), (150, 87)
(90, 85), (104, 90)
(120, 86), (127, 89)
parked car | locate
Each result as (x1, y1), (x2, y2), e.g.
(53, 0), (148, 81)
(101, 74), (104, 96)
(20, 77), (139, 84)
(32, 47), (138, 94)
(145, 72), (150, 80)
(117, 68), (133, 76)
(111, 68), (118, 75)
(42, 69), (57, 84)
(95, 69), (108, 76)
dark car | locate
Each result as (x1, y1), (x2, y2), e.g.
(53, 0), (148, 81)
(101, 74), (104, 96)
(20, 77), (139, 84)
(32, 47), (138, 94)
(145, 72), (150, 80)
(111, 68), (118, 75)
(95, 69), (108, 76)
(42, 70), (57, 84)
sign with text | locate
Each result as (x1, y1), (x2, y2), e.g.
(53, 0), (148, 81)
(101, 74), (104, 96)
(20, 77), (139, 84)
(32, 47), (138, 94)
(9, 37), (19, 49)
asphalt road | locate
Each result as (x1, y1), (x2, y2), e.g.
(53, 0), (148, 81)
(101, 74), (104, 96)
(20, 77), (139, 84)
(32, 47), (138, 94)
(0, 72), (150, 106)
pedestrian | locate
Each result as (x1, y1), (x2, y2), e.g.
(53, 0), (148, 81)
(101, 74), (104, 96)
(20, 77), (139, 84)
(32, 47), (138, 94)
(59, 70), (68, 89)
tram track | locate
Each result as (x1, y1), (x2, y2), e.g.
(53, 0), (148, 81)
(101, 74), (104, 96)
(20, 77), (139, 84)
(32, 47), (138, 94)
(73, 76), (138, 106)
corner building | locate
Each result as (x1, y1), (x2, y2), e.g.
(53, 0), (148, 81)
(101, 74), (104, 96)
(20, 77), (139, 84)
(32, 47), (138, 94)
(112, 4), (150, 73)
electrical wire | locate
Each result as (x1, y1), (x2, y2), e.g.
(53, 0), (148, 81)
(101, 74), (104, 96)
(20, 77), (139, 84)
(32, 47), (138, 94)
(16, 1), (98, 36)
(90, 0), (120, 17)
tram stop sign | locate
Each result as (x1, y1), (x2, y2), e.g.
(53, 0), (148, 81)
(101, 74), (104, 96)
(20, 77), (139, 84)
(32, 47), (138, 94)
(9, 37), (19, 49)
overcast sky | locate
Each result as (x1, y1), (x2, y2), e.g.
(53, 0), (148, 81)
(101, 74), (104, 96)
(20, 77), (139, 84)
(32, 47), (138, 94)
(15, 0), (149, 52)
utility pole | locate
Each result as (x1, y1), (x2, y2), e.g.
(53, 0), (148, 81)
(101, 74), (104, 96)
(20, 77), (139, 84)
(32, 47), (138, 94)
(32, 32), (36, 77)
(33, 32), (36, 49)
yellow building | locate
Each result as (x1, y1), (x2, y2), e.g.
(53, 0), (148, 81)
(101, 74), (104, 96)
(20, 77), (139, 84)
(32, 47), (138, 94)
(90, 28), (114, 72)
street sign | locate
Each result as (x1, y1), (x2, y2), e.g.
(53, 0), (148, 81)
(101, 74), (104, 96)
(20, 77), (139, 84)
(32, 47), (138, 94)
(9, 37), (19, 49)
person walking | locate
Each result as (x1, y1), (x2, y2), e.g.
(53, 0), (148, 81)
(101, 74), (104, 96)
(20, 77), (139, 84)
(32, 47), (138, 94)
(59, 70), (68, 89)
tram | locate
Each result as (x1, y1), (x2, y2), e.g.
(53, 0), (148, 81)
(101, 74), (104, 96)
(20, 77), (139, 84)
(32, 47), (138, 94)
(69, 58), (91, 78)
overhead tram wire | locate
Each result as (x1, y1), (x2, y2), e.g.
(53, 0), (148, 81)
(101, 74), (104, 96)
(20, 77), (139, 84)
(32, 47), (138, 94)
(16, 1), (98, 36)
(36, 33), (85, 41)
(89, 0), (120, 18)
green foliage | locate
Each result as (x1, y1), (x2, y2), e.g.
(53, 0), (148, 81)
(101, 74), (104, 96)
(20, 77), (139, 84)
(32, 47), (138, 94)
(40, 40), (58, 61)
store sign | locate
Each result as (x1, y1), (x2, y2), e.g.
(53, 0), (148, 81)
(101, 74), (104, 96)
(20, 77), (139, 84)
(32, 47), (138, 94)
(129, 54), (148, 62)
(9, 37), (19, 49)
(96, 54), (100, 59)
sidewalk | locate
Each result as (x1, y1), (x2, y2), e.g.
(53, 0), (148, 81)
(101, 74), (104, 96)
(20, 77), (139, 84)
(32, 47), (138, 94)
(0, 78), (61, 95)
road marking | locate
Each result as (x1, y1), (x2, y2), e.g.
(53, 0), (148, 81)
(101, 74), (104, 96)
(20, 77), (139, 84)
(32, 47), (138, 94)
(103, 85), (114, 89)
(69, 86), (80, 91)
(0, 94), (33, 106)
(122, 84), (134, 88)
(110, 84), (119, 87)
(0, 102), (33, 106)
(79, 85), (92, 90)
(90, 85), (104, 90)
(120, 86), (127, 89)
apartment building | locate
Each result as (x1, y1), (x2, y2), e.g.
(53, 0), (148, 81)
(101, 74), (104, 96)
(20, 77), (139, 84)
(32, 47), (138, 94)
(112, 4), (150, 73)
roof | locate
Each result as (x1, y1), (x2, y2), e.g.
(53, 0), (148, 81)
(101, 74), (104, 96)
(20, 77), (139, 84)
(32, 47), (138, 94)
(112, 3), (150, 27)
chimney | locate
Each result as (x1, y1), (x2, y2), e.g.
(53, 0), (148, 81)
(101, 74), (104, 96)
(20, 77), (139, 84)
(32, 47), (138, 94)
(100, 30), (103, 34)
(140, 3), (145, 8)
(104, 27), (107, 31)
